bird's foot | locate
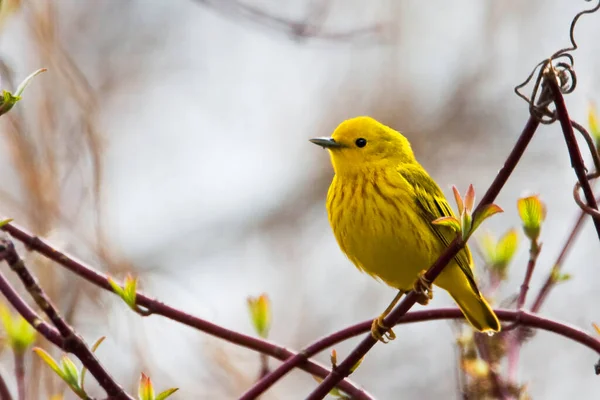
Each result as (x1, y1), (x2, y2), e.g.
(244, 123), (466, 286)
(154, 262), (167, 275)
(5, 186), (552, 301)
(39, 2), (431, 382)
(414, 270), (433, 305)
(370, 314), (396, 343)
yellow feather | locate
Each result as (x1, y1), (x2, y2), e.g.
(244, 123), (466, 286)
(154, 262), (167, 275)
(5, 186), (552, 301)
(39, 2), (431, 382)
(315, 116), (500, 333)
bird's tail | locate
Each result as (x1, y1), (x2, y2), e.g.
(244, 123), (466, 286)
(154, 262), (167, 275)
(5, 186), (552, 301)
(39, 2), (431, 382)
(450, 288), (501, 333)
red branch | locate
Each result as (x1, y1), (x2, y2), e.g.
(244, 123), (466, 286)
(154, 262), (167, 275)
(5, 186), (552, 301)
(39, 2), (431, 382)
(0, 222), (372, 400)
(546, 69), (600, 237)
(243, 307), (600, 400)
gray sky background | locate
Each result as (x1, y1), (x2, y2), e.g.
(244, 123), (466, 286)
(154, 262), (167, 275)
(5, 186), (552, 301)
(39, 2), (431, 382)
(1, 1), (600, 398)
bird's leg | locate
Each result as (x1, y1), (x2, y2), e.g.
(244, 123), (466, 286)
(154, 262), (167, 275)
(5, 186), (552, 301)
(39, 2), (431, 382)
(413, 270), (433, 305)
(371, 290), (405, 343)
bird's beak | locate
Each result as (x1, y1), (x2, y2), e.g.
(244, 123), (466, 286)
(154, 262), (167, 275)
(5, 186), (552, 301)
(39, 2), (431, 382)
(309, 137), (343, 149)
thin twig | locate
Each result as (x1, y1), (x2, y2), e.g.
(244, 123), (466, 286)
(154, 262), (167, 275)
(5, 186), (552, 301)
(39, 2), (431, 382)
(546, 67), (600, 237)
(0, 223), (372, 400)
(473, 334), (509, 399)
(508, 238), (542, 382)
(0, 369), (13, 400)
(531, 207), (587, 313)
(246, 306), (600, 398)
(0, 239), (133, 400)
(303, 112), (542, 400)
(516, 241), (542, 310)
(14, 351), (25, 400)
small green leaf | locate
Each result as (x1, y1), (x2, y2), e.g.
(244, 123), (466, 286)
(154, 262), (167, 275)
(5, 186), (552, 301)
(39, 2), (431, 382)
(495, 228), (519, 266)
(122, 275), (138, 309)
(589, 102), (600, 147)
(550, 266), (571, 283)
(593, 323), (600, 337)
(0, 218), (13, 228)
(470, 203), (503, 234)
(14, 68), (47, 97)
(33, 347), (63, 378)
(517, 195), (546, 241)
(247, 294), (271, 339)
(349, 356), (364, 374)
(61, 356), (80, 387)
(139, 373), (155, 400)
(312, 375), (346, 398)
(156, 388), (179, 400)
(432, 216), (461, 232)
(108, 277), (125, 297)
(80, 336), (106, 390)
(0, 303), (36, 354)
(0, 68), (46, 116)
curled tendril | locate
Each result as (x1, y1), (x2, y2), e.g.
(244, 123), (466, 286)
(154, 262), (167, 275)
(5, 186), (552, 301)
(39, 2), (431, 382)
(573, 172), (600, 219)
(514, 0), (599, 123)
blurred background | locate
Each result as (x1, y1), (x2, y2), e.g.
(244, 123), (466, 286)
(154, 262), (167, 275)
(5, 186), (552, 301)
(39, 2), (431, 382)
(0, 0), (600, 398)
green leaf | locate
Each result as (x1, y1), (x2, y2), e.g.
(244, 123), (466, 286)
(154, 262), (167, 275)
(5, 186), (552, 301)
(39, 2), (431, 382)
(589, 102), (600, 146)
(495, 228), (519, 266)
(14, 68), (47, 97)
(0, 218), (13, 228)
(156, 388), (179, 400)
(550, 266), (571, 283)
(0, 303), (36, 354)
(471, 203), (503, 234)
(0, 68), (46, 116)
(517, 195), (546, 241)
(349, 356), (364, 374)
(247, 294), (271, 338)
(139, 373), (155, 400)
(124, 275), (138, 308)
(61, 356), (80, 387)
(107, 277), (125, 297)
(33, 347), (63, 378)
(431, 216), (461, 232)
(80, 336), (106, 390)
(312, 375), (346, 398)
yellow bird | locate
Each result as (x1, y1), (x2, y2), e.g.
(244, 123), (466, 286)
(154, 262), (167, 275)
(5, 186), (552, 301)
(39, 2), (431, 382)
(310, 116), (500, 341)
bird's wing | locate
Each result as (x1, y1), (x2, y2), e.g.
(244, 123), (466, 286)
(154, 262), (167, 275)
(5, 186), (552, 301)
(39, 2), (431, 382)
(398, 164), (480, 295)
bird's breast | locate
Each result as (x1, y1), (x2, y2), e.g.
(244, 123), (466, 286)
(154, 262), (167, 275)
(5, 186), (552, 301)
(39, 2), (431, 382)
(326, 171), (437, 290)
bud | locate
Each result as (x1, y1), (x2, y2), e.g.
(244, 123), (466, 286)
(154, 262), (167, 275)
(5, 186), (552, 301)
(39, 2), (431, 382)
(247, 294), (271, 338)
(517, 195), (546, 242)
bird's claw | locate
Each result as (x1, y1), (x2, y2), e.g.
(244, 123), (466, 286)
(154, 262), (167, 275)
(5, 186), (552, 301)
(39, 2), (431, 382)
(370, 315), (396, 343)
(414, 270), (433, 305)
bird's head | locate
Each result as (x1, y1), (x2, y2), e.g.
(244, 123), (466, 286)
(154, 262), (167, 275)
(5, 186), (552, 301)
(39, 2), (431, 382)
(310, 116), (415, 176)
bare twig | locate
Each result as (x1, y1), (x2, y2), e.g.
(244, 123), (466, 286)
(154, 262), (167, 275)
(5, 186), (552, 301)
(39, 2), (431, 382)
(473, 334), (509, 399)
(545, 67), (600, 236)
(0, 239), (133, 400)
(192, 0), (384, 42)
(0, 223), (372, 400)
(0, 370), (13, 400)
(245, 307), (600, 400)
(531, 207), (587, 313)
(14, 351), (25, 400)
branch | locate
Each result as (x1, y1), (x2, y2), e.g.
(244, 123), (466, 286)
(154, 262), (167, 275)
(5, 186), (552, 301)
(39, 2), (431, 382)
(243, 307), (600, 399)
(0, 370), (12, 400)
(303, 111), (542, 399)
(14, 351), (25, 400)
(531, 205), (587, 313)
(546, 67), (600, 238)
(192, 0), (383, 42)
(0, 223), (372, 400)
(0, 239), (133, 400)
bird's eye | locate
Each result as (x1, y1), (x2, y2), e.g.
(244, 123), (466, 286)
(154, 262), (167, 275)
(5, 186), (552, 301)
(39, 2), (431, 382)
(355, 138), (367, 148)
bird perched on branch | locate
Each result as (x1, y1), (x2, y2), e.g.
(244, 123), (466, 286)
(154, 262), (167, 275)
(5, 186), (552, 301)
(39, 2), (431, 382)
(310, 116), (500, 342)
